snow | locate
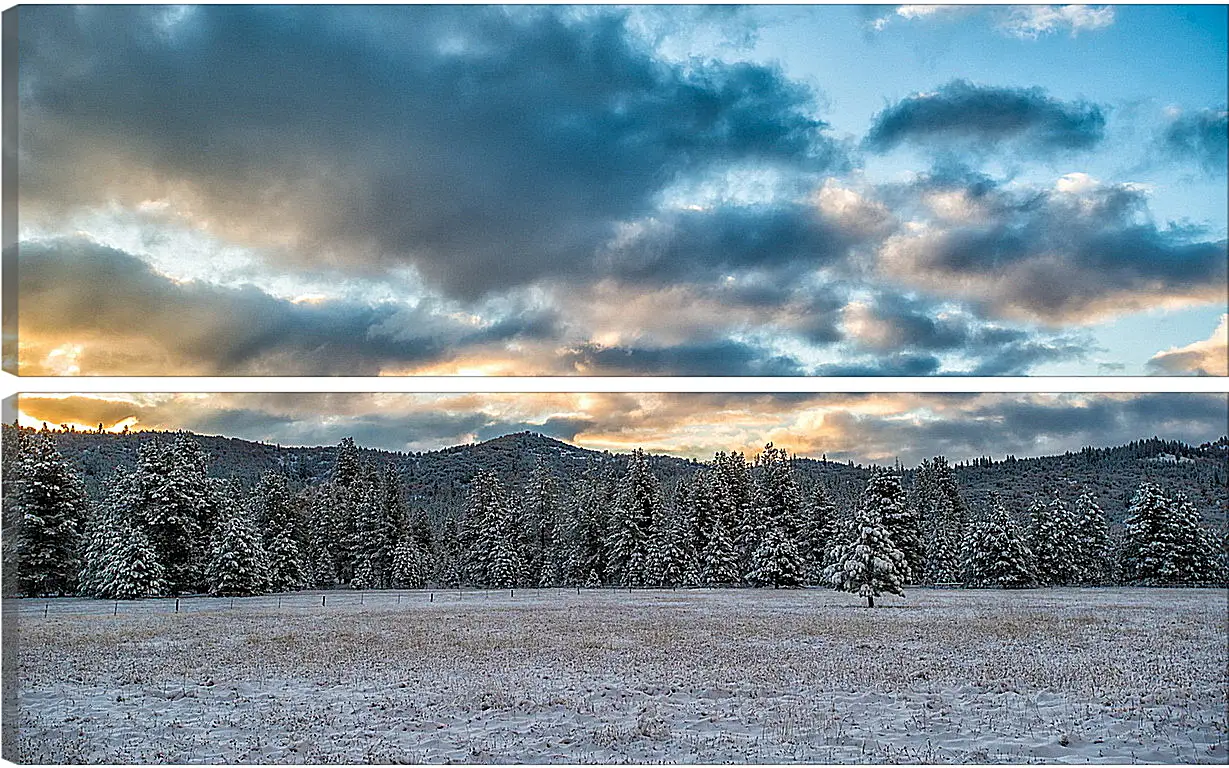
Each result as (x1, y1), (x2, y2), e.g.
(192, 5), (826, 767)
(9, 587), (1227, 763)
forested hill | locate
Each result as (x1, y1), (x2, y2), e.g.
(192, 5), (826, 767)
(7, 426), (1227, 526)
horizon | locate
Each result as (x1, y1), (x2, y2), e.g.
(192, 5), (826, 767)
(12, 391), (1227, 467)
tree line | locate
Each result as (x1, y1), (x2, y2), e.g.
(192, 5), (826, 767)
(4, 430), (1226, 605)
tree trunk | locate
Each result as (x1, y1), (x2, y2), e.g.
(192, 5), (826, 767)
(867, 594), (875, 608)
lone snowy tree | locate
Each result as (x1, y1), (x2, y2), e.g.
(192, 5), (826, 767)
(825, 477), (909, 607)
(863, 471), (919, 584)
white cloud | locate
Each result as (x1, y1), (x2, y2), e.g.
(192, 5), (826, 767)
(998, 6), (1116, 40)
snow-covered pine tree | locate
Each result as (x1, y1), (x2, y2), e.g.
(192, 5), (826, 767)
(913, 457), (968, 584)
(250, 471), (305, 592)
(1026, 495), (1079, 586)
(1169, 492), (1222, 585)
(700, 476), (742, 586)
(556, 465), (613, 585)
(1071, 492), (1111, 586)
(605, 449), (661, 587)
(964, 496), (1036, 589)
(799, 483), (839, 584)
(863, 470), (919, 584)
(745, 523), (804, 588)
(1121, 482), (1180, 585)
(464, 470), (522, 587)
(8, 433), (88, 596)
(208, 492), (270, 597)
(390, 531), (426, 588)
(520, 460), (559, 586)
(644, 499), (688, 587)
(754, 444), (807, 539)
(712, 451), (754, 575)
(825, 476), (909, 607)
(78, 471), (136, 598)
(303, 485), (339, 588)
(96, 518), (167, 600)
(350, 464), (398, 589)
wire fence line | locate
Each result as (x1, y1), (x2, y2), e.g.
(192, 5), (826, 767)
(3, 584), (706, 618)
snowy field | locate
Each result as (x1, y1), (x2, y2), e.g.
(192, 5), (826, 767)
(7, 587), (1227, 764)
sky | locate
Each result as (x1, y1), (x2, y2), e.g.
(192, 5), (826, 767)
(12, 391), (1228, 466)
(8, 4), (1228, 377)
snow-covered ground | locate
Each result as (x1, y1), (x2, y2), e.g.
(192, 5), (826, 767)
(7, 587), (1227, 763)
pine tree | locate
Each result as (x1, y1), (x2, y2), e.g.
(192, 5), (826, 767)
(390, 532), (426, 589)
(825, 477), (909, 607)
(464, 470), (522, 587)
(863, 471), (919, 584)
(97, 519), (167, 600)
(605, 450), (661, 587)
(799, 483), (839, 584)
(1121, 482), (1182, 585)
(913, 457), (968, 584)
(521, 461), (559, 586)
(700, 503), (742, 586)
(129, 436), (214, 594)
(250, 471), (305, 592)
(1169, 492), (1222, 585)
(8, 434), (88, 596)
(964, 497), (1036, 589)
(1071, 492), (1111, 586)
(1023, 495), (1078, 586)
(208, 498), (270, 597)
(745, 523), (804, 588)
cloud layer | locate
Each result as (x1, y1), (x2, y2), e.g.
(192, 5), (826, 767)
(15, 392), (1227, 467)
(10, 5), (1227, 376)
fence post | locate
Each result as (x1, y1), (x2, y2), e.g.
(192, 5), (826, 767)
(43, 603), (48, 618)
(430, 592), (434, 603)
(175, 598), (180, 613)
(278, 596), (282, 609)
(397, 593), (401, 605)
(322, 595), (326, 607)
(360, 592), (365, 605)
(510, 589), (514, 599)
(113, 601), (118, 616)
(229, 597), (234, 609)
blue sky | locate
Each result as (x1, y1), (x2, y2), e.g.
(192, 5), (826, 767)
(10, 4), (1228, 376)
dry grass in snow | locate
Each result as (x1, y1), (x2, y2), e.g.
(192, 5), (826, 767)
(7, 587), (1227, 763)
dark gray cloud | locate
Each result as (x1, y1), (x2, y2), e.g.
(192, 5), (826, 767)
(865, 80), (1106, 155)
(881, 170), (1228, 322)
(821, 393), (1228, 465)
(15, 237), (556, 375)
(846, 292), (1091, 374)
(19, 5), (843, 299)
(562, 339), (808, 376)
(1159, 108), (1228, 176)
(599, 204), (851, 284)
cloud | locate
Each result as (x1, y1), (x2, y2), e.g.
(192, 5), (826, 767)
(14, 237), (557, 375)
(865, 80), (1106, 156)
(18, 5), (844, 300)
(1147, 315), (1229, 376)
(997, 5), (1116, 39)
(16, 392), (1227, 468)
(840, 293), (1091, 374)
(1158, 108), (1229, 177)
(877, 171), (1228, 323)
(562, 340), (808, 376)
